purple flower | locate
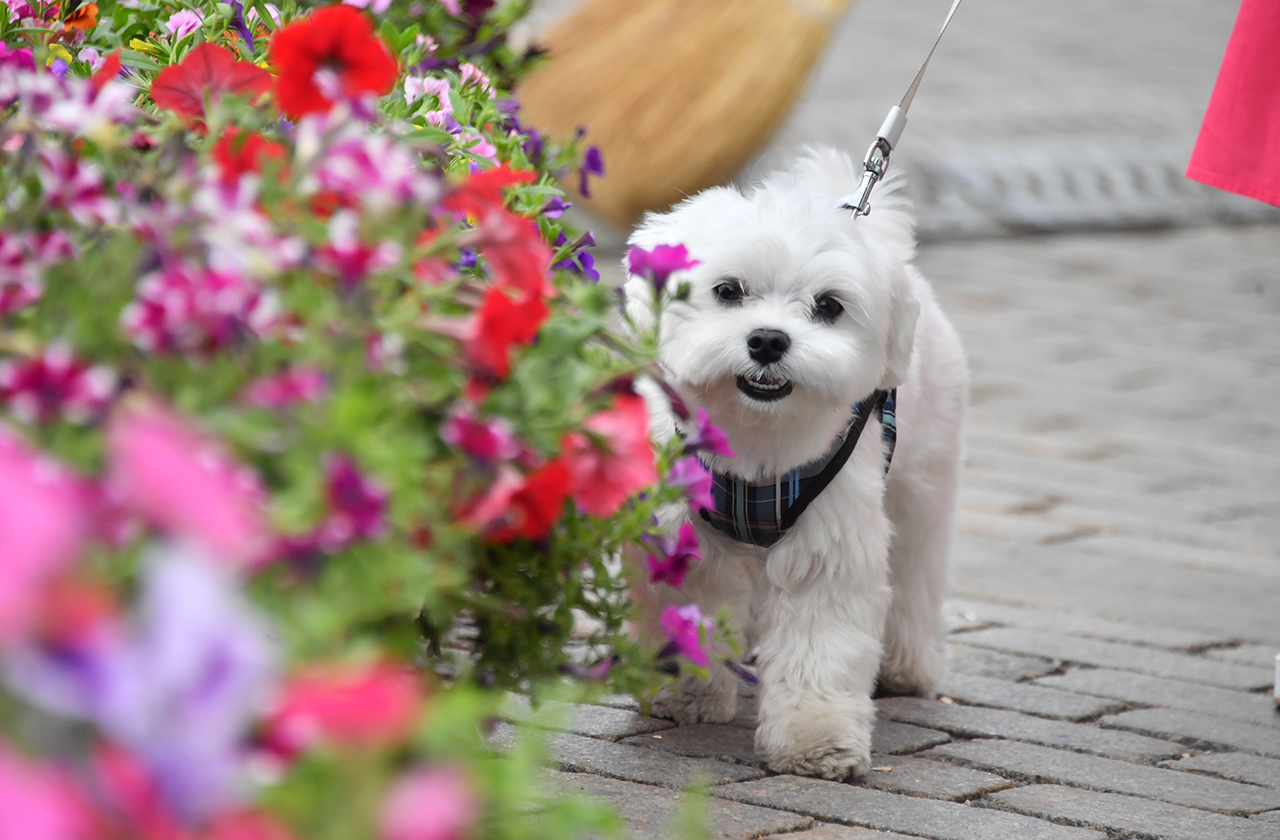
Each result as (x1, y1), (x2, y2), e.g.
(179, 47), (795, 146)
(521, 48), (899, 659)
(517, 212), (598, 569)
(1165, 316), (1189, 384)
(228, 0), (254, 49)
(315, 454), (389, 551)
(684, 408), (735, 458)
(667, 456), (713, 512)
(626, 243), (700, 296)
(49, 58), (68, 79)
(552, 231), (600, 282)
(577, 145), (604, 198)
(658, 603), (712, 667)
(4, 545), (278, 825)
(645, 523), (702, 589)
(541, 196), (571, 218)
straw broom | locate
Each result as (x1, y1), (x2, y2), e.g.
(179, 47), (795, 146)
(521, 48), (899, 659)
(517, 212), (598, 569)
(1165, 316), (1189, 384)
(516, 0), (857, 228)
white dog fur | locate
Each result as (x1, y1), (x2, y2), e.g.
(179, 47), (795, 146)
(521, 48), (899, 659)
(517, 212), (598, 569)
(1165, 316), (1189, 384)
(623, 147), (968, 780)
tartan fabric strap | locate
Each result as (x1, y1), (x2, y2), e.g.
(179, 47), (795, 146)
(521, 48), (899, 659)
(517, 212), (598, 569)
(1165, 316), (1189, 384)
(698, 389), (897, 548)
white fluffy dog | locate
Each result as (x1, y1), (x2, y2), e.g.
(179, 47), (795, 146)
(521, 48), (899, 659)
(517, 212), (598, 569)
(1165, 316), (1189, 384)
(623, 147), (968, 780)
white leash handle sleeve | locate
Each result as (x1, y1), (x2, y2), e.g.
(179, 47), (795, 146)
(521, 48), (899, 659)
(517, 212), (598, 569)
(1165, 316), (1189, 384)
(840, 0), (963, 217)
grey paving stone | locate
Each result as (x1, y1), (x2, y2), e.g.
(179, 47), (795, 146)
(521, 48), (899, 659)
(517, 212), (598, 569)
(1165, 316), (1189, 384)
(715, 776), (1104, 840)
(491, 723), (764, 788)
(938, 672), (1126, 721)
(877, 697), (1184, 762)
(1101, 707), (1280, 759)
(986, 784), (1280, 840)
(947, 598), (1227, 650)
(856, 754), (1011, 801)
(622, 724), (761, 766)
(502, 694), (675, 740)
(1036, 667), (1280, 727)
(1206, 643), (1280, 670)
(958, 627), (1273, 691)
(927, 739), (1280, 815)
(870, 720), (952, 755)
(1161, 752), (1280, 789)
(947, 643), (1059, 681)
(1256, 810), (1280, 825)
(784, 825), (920, 840)
(547, 770), (813, 839)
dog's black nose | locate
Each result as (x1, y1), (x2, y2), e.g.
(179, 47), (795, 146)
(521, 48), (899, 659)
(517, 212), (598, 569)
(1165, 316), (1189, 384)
(747, 329), (790, 364)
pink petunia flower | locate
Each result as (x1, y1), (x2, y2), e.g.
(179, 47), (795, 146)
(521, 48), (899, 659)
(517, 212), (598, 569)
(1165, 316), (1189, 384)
(37, 145), (119, 226)
(666, 456), (714, 513)
(0, 428), (89, 646)
(0, 742), (94, 840)
(238, 367), (328, 410)
(120, 264), (278, 357)
(440, 404), (520, 463)
(314, 211), (402, 289)
(380, 766), (478, 840)
(626, 243), (699, 295)
(659, 603), (713, 668)
(0, 344), (116, 425)
(342, 0), (392, 13)
(165, 9), (204, 39)
(561, 393), (658, 518)
(683, 408), (735, 458)
(105, 401), (273, 567)
(645, 522), (702, 589)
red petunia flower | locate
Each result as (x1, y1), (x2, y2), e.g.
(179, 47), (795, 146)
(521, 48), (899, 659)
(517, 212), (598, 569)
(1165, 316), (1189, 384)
(212, 126), (286, 185)
(484, 460), (572, 543)
(560, 393), (658, 518)
(439, 166), (536, 219)
(465, 286), (548, 379)
(268, 4), (398, 119)
(149, 42), (272, 119)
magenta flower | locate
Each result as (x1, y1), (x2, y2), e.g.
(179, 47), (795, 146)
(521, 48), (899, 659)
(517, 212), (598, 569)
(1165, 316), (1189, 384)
(315, 212), (402, 289)
(440, 404), (519, 463)
(0, 429), (89, 646)
(0, 43), (35, 72)
(0, 743), (93, 840)
(658, 603), (712, 668)
(106, 401), (273, 567)
(380, 765), (478, 840)
(667, 456), (713, 512)
(315, 454), (389, 551)
(626, 243), (699, 295)
(645, 523), (701, 589)
(120, 264), (277, 357)
(684, 408), (735, 458)
(5, 546), (279, 825)
(238, 367), (328, 410)
(0, 344), (116, 425)
(0, 229), (75, 317)
(37, 146), (119, 227)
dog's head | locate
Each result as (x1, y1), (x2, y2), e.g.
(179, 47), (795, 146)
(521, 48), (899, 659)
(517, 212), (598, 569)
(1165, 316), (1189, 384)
(624, 147), (920, 471)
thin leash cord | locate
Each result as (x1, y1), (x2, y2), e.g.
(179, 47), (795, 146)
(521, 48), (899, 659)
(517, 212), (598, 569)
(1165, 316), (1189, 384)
(900, 0), (964, 114)
(839, 0), (964, 216)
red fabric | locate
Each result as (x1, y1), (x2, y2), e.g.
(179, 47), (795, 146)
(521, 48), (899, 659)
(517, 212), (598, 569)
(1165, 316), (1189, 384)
(1186, 0), (1280, 206)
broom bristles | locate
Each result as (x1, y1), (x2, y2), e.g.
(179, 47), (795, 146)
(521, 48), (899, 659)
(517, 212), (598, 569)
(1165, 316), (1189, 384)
(517, 0), (856, 228)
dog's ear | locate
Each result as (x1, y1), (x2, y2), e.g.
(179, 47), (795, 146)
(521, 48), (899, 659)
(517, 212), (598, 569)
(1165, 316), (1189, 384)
(880, 280), (920, 390)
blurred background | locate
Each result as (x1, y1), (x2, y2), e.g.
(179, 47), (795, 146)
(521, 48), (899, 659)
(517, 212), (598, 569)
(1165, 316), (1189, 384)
(517, 0), (1280, 646)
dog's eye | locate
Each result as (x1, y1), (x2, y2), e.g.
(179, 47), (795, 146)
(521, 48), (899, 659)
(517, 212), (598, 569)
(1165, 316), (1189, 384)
(814, 294), (844, 322)
(713, 280), (744, 305)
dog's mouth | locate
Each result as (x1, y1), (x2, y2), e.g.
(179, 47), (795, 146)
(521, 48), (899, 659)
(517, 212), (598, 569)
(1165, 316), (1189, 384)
(737, 373), (793, 402)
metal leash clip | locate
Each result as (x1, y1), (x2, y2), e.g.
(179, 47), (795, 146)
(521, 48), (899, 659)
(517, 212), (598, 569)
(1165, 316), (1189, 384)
(838, 0), (963, 218)
(840, 105), (907, 217)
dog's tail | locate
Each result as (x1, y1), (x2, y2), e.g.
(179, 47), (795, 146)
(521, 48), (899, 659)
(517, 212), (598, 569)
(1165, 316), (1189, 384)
(780, 146), (917, 264)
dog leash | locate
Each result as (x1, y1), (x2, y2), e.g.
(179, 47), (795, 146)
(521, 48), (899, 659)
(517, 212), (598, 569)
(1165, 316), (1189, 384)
(839, 0), (964, 217)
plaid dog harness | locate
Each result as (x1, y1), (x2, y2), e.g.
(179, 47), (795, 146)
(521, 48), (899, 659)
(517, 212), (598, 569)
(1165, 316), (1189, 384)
(698, 389), (896, 548)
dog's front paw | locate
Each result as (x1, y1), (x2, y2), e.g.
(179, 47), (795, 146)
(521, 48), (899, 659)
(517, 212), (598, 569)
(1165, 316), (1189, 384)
(755, 693), (875, 780)
(650, 671), (737, 724)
